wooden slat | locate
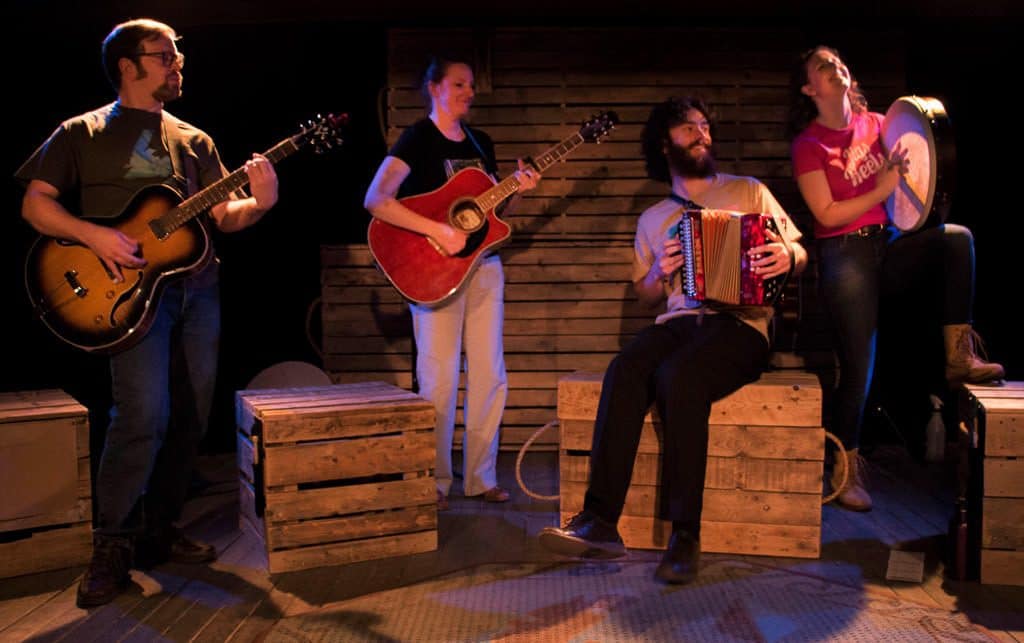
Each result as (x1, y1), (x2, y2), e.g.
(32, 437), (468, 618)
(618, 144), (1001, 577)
(560, 452), (822, 493)
(236, 382), (434, 443)
(559, 512), (819, 558)
(984, 459), (1024, 498)
(266, 530), (437, 574)
(263, 430), (434, 488)
(558, 370), (822, 427)
(0, 390), (87, 423)
(980, 549), (1024, 587)
(237, 431), (256, 485)
(267, 506), (436, 550)
(0, 523), (92, 579)
(0, 416), (83, 529)
(983, 407), (1024, 457)
(560, 480), (820, 526)
(982, 498), (1024, 550)
(264, 477), (435, 523)
(700, 521), (820, 558)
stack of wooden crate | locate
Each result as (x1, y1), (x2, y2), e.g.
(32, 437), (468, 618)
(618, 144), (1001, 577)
(0, 390), (92, 578)
(557, 370), (824, 558)
(966, 382), (1024, 586)
(236, 382), (437, 573)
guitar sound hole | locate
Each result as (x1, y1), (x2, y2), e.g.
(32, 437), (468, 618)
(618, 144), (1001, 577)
(456, 221), (489, 258)
(449, 201), (486, 233)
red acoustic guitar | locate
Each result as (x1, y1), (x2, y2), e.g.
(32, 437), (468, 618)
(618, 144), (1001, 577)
(367, 112), (618, 306)
(24, 114), (346, 354)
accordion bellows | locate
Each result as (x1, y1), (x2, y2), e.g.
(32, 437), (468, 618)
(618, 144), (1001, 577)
(678, 209), (785, 306)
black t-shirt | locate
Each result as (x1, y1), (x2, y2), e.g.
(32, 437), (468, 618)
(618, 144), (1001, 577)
(388, 118), (498, 198)
(15, 102), (228, 218)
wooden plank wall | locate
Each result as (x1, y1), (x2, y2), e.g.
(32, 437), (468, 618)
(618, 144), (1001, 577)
(322, 27), (906, 449)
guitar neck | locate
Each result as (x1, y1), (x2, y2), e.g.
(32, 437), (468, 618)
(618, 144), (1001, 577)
(474, 131), (586, 211)
(155, 136), (300, 236)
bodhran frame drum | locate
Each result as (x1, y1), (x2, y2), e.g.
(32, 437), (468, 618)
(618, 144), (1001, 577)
(881, 95), (956, 232)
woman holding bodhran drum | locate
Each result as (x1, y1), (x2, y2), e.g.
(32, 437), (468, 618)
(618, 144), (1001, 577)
(787, 45), (1003, 512)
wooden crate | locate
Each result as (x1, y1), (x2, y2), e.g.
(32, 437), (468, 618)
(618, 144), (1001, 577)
(236, 382), (437, 574)
(0, 390), (92, 578)
(558, 370), (824, 558)
(967, 382), (1024, 586)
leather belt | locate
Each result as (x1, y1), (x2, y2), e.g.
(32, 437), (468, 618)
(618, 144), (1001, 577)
(845, 224), (886, 238)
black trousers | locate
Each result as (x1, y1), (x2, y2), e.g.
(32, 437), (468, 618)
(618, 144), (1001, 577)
(583, 313), (769, 533)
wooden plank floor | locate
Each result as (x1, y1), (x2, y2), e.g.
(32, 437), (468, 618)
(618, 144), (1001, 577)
(1, 445), (1021, 642)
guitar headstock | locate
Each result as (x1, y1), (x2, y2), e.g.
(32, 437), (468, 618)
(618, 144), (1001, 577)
(295, 113), (348, 153)
(580, 111), (619, 143)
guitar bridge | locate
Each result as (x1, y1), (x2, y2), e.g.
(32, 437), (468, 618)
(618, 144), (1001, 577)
(64, 270), (88, 298)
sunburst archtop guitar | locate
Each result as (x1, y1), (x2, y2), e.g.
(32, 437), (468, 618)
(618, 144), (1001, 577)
(25, 113), (346, 354)
(367, 111), (618, 307)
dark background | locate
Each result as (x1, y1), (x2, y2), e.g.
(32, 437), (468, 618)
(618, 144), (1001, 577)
(5, 1), (1020, 452)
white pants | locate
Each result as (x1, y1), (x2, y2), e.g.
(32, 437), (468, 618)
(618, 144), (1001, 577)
(410, 255), (507, 496)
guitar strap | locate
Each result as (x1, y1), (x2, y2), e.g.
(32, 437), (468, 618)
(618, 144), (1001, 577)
(461, 121), (505, 228)
(668, 192), (703, 210)
(460, 122), (495, 177)
(161, 112), (220, 278)
(160, 112), (200, 199)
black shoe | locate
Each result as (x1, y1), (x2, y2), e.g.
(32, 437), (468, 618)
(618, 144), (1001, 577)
(655, 530), (700, 585)
(168, 529), (217, 564)
(76, 535), (132, 608)
(135, 526), (217, 569)
(538, 510), (626, 559)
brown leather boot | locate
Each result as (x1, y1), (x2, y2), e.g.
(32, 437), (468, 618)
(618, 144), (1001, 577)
(944, 324), (1004, 385)
(830, 447), (872, 512)
(76, 535), (132, 608)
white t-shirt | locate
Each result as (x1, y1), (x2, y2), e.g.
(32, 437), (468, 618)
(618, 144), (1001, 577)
(632, 173), (802, 339)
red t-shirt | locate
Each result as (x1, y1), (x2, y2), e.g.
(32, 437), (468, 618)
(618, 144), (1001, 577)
(791, 111), (889, 238)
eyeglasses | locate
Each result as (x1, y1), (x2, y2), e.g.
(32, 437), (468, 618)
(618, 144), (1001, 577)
(135, 50), (185, 68)
(680, 120), (711, 135)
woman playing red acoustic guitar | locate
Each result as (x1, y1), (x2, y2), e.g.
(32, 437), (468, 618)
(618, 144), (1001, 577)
(364, 56), (539, 509)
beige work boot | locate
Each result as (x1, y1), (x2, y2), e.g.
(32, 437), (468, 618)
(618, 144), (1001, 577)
(830, 447), (872, 512)
(944, 324), (1004, 385)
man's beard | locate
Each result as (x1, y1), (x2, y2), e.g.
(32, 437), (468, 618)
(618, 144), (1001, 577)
(667, 142), (716, 178)
(134, 66), (181, 104)
(153, 81), (181, 103)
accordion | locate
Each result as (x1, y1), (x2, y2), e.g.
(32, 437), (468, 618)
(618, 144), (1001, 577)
(676, 209), (787, 306)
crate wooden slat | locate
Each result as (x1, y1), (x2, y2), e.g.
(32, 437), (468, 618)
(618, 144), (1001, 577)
(0, 390), (92, 578)
(236, 382), (437, 574)
(967, 382), (1024, 586)
(0, 523), (93, 579)
(557, 370), (823, 558)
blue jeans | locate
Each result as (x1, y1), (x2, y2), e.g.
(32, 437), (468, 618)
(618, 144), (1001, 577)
(584, 313), (769, 535)
(817, 223), (974, 449)
(95, 275), (221, 537)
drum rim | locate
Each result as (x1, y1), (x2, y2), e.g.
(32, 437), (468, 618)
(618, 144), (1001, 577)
(883, 94), (943, 232)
